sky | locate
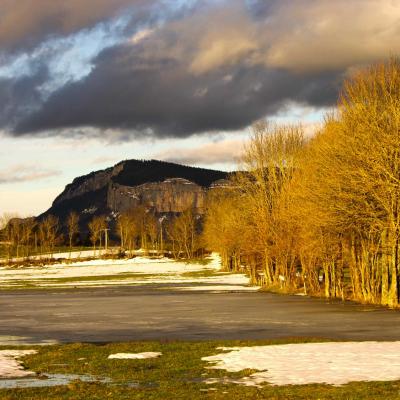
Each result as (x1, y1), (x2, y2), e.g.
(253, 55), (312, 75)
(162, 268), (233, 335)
(0, 0), (399, 215)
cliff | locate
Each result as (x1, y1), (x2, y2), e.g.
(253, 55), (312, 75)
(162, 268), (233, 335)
(108, 178), (206, 214)
(53, 163), (124, 206)
(41, 159), (231, 232)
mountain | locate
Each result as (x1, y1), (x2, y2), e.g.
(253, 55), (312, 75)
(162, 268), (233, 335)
(41, 159), (231, 238)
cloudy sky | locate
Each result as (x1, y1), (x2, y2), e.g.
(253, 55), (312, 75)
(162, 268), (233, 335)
(0, 0), (398, 215)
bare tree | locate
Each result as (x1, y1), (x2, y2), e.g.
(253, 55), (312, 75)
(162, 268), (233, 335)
(88, 215), (107, 253)
(203, 187), (249, 272)
(0, 213), (19, 260)
(39, 215), (59, 258)
(21, 218), (36, 259)
(117, 211), (139, 254)
(146, 212), (159, 252)
(167, 209), (198, 259)
(67, 211), (79, 252)
(236, 122), (305, 285)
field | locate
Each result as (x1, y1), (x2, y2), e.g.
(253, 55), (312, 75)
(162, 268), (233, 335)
(1, 254), (400, 399)
(1, 339), (400, 399)
(0, 252), (256, 291)
(0, 246), (91, 260)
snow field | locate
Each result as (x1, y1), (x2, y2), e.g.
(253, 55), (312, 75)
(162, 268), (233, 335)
(202, 341), (400, 386)
(0, 253), (257, 291)
(0, 350), (37, 378)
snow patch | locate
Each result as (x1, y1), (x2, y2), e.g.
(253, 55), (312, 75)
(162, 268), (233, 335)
(202, 341), (400, 386)
(108, 352), (162, 360)
(0, 253), (258, 291)
(82, 206), (97, 214)
(0, 350), (37, 378)
(0, 256), (213, 281)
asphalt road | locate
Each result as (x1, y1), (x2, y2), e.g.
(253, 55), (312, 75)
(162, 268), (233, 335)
(1, 286), (400, 344)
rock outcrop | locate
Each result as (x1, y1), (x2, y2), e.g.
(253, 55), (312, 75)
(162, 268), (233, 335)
(41, 160), (231, 226)
(108, 178), (206, 214)
(52, 163), (124, 206)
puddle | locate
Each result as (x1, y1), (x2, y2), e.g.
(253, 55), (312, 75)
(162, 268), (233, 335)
(0, 373), (112, 389)
(0, 336), (58, 346)
(0, 374), (155, 389)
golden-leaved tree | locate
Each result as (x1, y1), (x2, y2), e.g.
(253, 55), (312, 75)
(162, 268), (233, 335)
(204, 59), (400, 307)
(236, 122), (305, 287)
(296, 60), (400, 306)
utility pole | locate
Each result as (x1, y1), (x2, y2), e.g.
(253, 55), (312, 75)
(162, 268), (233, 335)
(159, 216), (166, 256)
(102, 228), (110, 252)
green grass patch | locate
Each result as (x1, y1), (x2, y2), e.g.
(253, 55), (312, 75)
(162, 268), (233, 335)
(40, 273), (160, 284)
(0, 246), (93, 260)
(180, 269), (222, 278)
(1, 338), (400, 399)
(0, 273), (163, 290)
(183, 258), (211, 266)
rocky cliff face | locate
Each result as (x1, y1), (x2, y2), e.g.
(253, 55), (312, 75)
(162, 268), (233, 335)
(108, 178), (207, 214)
(52, 163), (124, 206)
(42, 160), (231, 224)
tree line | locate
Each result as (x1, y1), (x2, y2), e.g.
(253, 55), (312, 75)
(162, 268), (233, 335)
(203, 59), (400, 307)
(96, 206), (202, 258)
(0, 206), (203, 261)
(0, 214), (61, 260)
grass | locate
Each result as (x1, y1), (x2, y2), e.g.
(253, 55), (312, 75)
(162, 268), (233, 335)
(0, 264), (223, 290)
(184, 258), (212, 266)
(0, 273), (162, 291)
(0, 269), (227, 290)
(1, 339), (400, 399)
(0, 257), (222, 290)
(180, 269), (223, 278)
(0, 246), (92, 260)
(31, 273), (160, 284)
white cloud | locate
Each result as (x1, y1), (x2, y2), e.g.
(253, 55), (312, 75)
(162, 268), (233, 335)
(130, 28), (155, 45)
(154, 138), (246, 167)
(0, 164), (61, 184)
(263, 0), (400, 72)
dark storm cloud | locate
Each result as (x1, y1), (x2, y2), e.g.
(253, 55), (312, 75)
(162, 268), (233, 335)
(245, 0), (279, 18)
(0, 67), (48, 130)
(2, 0), (399, 138)
(14, 42), (341, 137)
